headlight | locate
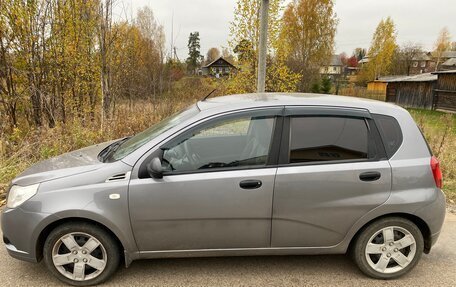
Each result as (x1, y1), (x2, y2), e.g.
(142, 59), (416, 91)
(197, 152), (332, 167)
(6, 184), (40, 209)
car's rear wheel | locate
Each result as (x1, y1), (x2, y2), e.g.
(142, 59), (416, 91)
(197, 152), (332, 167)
(352, 217), (424, 279)
(43, 222), (120, 286)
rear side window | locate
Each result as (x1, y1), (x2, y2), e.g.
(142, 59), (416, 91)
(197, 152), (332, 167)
(372, 114), (403, 158)
(289, 117), (369, 163)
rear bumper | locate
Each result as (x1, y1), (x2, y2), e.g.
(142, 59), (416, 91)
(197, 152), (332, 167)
(414, 188), (446, 253)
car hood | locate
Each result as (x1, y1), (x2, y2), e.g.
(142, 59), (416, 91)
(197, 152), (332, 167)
(12, 140), (116, 186)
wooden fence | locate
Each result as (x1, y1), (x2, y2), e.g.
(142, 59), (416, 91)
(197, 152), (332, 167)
(338, 86), (386, 101)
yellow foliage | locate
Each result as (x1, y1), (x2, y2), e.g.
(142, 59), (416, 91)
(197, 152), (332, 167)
(359, 17), (398, 83)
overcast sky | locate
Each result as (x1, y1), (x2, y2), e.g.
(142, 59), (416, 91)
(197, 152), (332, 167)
(115, 0), (455, 60)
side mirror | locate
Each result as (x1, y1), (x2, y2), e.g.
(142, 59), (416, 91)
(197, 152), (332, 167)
(147, 157), (163, 179)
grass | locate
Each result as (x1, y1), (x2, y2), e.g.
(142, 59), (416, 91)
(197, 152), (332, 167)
(1, 97), (455, 204)
(409, 109), (456, 202)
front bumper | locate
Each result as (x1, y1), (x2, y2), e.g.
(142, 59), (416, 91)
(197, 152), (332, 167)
(1, 206), (57, 263)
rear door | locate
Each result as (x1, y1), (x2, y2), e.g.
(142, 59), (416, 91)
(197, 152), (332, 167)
(271, 107), (392, 247)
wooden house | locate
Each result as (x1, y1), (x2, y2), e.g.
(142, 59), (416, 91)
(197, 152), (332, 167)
(201, 57), (237, 78)
(320, 55), (343, 80)
(433, 70), (456, 112)
(409, 52), (436, 74)
(370, 73), (438, 109)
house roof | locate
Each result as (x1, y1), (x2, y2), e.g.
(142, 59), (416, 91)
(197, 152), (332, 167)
(374, 73), (437, 83)
(432, 69), (456, 74)
(442, 58), (456, 67)
(203, 57), (236, 68)
(328, 55), (343, 66)
(412, 53), (432, 61)
(431, 51), (456, 58)
(358, 57), (369, 64)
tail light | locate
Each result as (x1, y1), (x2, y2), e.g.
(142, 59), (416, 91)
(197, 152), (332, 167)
(430, 156), (443, 189)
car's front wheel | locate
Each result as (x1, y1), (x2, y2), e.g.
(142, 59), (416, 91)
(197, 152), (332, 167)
(43, 222), (120, 286)
(352, 217), (424, 279)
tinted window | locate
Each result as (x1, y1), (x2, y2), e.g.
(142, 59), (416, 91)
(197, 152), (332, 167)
(289, 117), (368, 163)
(162, 116), (275, 172)
(372, 114), (403, 157)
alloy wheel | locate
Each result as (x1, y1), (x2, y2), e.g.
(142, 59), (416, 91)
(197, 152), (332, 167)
(365, 226), (416, 274)
(51, 232), (107, 281)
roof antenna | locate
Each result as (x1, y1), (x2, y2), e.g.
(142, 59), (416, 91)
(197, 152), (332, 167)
(202, 88), (217, 101)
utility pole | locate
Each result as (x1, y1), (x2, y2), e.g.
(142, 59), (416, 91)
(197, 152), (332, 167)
(257, 0), (269, 93)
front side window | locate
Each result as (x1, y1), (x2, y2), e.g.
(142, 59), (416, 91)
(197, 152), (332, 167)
(109, 105), (199, 161)
(161, 115), (275, 173)
(289, 116), (369, 163)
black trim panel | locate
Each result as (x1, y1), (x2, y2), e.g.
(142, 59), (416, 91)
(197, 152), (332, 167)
(284, 106), (372, 118)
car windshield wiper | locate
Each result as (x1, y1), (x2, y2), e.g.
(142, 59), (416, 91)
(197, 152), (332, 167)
(98, 137), (131, 163)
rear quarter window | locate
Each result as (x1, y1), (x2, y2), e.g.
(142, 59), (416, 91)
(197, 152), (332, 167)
(372, 114), (403, 158)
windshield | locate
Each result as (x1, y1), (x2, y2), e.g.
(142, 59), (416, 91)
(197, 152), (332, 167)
(108, 105), (200, 161)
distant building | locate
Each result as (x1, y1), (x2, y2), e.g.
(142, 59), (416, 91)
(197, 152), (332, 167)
(409, 52), (436, 74)
(432, 50), (456, 70)
(358, 57), (370, 67)
(320, 55), (343, 79)
(441, 58), (456, 70)
(201, 57), (237, 78)
(433, 70), (456, 112)
(368, 73), (438, 110)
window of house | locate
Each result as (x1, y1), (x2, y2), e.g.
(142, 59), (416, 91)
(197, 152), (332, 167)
(421, 61), (426, 68)
(289, 117), (369, 163)
(412, 62), (418, 67)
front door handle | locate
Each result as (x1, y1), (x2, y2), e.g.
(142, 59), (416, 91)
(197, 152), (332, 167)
(359, 171), (381, 182)
(239, 180), (262, 189)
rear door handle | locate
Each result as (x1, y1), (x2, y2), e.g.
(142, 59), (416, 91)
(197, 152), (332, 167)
(239, 180), (262, 189)
(359, 171), (381, 182)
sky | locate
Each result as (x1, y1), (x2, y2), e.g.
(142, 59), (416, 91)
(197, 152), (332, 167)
(114, 0), (455, 60)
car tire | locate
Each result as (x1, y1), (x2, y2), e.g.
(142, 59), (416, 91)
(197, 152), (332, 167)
(352, 217), (424, 279)
(43, 222), (120, 286)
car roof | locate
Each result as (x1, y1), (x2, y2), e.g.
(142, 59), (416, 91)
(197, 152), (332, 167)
(196, 93), (402, 114)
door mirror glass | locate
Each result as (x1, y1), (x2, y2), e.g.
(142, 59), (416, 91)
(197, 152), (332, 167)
(147, 157), (164, 179)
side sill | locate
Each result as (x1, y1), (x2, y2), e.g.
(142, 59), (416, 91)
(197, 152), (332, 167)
(137, 246), (345, 260)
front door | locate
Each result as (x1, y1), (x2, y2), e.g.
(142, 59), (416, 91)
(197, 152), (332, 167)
(129, 109), (281, 251)
(271, 109), (392, 247)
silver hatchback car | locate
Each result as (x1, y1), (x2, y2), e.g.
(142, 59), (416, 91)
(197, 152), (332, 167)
(2, 94), (446, 285)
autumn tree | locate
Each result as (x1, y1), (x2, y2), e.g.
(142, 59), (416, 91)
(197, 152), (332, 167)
(339, 52), (348, 66)
(451, 42), (456, 51)
(358, 17), (397, 84)
(279, 0), (338, 91)
(347, 55), (358, 67)
(227, 0), (299, 93)
(394, 42), (423, 75)
(354, 48), (366, 61)
(434, 27), (451, 71)
(186, 32), (203, 74)
(229, 0), (283, 67)
(221, 47), (235, 64)
(0, 1), (167, 132)
(135, 7), (165, 101)
(205, 48), (221, 65)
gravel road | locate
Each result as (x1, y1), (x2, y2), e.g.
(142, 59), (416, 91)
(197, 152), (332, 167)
(1, 213), (455, 287)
